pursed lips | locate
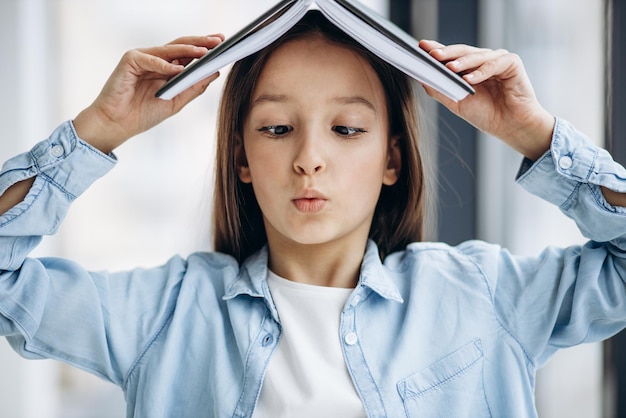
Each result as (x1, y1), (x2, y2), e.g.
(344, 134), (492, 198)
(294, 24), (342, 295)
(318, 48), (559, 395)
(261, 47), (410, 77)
(292, 189), (328, 213)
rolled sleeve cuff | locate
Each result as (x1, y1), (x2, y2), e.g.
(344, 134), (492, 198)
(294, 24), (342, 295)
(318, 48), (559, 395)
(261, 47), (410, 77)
(0, 121), (116, 198)
(516, 118), (626, 242)
(0, 121), (117, 235)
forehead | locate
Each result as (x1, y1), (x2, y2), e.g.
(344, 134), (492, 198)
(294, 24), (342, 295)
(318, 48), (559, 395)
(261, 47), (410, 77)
(253, 36), (387, 104)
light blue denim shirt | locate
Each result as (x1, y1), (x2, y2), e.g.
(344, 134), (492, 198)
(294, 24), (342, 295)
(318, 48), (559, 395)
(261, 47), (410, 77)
(1, 118), (626, 417)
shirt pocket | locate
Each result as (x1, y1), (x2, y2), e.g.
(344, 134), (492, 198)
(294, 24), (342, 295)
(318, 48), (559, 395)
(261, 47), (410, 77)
(396, 338), (492, 418)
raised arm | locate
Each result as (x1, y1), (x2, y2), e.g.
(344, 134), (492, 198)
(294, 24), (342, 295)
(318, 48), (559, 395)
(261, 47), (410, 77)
(418, 40), (626, 208)
(0, 35), (223, 216)
(418, 41), (554, 160)
(0, 35), (224, 383)
(73, 35), (223, 153)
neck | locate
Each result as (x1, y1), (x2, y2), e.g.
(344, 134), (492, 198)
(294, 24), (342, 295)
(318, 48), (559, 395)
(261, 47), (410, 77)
(267, 237), (368, 288)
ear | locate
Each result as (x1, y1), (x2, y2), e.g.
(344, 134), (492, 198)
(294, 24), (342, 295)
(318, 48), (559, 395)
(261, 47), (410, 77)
(235, 135), (252, 184)
(383, 135), (402, 186)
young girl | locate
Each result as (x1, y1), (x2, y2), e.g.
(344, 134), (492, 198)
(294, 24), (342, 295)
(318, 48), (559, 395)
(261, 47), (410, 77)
(1, 10), (625, 418)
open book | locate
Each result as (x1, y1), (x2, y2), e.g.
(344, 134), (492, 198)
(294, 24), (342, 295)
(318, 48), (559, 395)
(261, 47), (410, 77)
(155, 0), (475, 101)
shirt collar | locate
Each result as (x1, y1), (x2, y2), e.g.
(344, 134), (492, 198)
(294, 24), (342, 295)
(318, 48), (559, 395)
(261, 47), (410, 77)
(359, 240), (404, 303)
(223, 246), (270, 300)
(223, 240), (403, 304)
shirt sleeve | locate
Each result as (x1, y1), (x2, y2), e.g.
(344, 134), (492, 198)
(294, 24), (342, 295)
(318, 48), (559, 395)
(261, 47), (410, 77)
(517, 117), (626, 242)
(0, 121), (116, 244)
(475, 118), (626, 367)
(0, 122), (186, 385)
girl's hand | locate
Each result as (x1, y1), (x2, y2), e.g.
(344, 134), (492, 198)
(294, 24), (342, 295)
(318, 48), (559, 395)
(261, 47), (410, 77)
(419, 40), (555, 161)
(73, 35), (224, 154)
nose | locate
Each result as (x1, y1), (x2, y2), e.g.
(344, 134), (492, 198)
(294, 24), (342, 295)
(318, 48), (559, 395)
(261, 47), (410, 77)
(293, 132), (326, 175)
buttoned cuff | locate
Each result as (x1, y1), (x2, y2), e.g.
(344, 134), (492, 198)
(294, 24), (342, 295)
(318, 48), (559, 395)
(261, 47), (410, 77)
(0, 121), (116, 198)
(0, 121), (117, 236)
(516, 118), (626, 242)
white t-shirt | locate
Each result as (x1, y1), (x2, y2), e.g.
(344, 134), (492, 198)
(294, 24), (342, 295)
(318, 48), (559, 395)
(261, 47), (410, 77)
(253, 271), (367, 418)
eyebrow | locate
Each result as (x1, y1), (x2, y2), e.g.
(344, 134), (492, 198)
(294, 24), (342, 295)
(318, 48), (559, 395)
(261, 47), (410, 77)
(252, 94), (289, 106)
(252, 94), (377, 113)
(332, 96), (377, 112)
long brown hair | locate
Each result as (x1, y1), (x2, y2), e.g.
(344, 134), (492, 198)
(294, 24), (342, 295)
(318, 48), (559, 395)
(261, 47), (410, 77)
(213, 10), (425, 263)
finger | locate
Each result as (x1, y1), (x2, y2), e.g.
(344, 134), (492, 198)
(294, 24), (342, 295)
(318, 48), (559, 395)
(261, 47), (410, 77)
(449, 50), (520, 84)
(421, 83), (458, 108)
(136, 44), (209, 68)
(418, 39), (446, 53)
(142, 43), (217, 69)
(445, 48), (509, 74)
(166, 35), (224, 48)
(426, 43), (487, 64)
(169, 71), (220, 111)
(123, 49), (184, 77)
(173, 57), (196, 68)
(167, 34), (225, 44)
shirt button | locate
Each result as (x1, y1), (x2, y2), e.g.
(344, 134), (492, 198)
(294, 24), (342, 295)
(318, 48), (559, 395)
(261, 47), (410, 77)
(350, 296), (361, 307)
(558, 155), (573, 170)
(51, 144), (65, 158)
(344, 332), (358, 346)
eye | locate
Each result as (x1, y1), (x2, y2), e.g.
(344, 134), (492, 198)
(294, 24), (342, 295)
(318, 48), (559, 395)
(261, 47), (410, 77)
(333, 126), (368, 137)
(258, 125), (293, 137)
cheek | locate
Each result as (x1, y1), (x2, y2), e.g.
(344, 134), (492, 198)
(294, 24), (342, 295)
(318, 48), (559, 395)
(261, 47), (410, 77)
(245, 147), (289, 194)
(342, 140), (388, 173)
(335, 148), (387, 197)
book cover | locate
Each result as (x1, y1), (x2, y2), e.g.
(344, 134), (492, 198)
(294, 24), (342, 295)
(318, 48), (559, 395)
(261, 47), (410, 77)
(156, 0), (474, 101)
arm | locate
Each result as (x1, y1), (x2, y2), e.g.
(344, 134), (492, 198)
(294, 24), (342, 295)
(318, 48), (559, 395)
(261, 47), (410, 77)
(602, 187), (626, 207)
(0, 35), (224, 216)
(486, 118), (626, 364)
(0, 35), (223, 378)
(0, 179), (33, 216)
(419, 42), (626, 361)
(73, 34), (224, 153)
(418, 40), (626, 207)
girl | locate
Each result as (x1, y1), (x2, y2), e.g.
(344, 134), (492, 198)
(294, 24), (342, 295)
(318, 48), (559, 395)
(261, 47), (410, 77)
(1, 10), (625, 418)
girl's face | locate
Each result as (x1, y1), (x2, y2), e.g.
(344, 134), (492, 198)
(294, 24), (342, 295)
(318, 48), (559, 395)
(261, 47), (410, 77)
(239, 37), (400, 252)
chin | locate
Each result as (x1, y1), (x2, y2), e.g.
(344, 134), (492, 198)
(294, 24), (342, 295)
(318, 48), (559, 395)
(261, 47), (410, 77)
(284, 231), (360, 248)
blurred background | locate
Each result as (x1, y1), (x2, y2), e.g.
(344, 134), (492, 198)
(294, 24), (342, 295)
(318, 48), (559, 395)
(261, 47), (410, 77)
(0, 0), (622, 417)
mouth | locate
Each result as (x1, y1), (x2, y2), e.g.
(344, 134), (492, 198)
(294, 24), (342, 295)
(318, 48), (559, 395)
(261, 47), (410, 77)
(292, 197), (327, 213)
(292, 190), (328, 213)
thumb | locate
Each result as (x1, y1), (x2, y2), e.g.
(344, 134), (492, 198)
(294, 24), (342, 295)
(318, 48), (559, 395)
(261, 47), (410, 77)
(421, 83), (458, 109)
(169, 72), (220, 113)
